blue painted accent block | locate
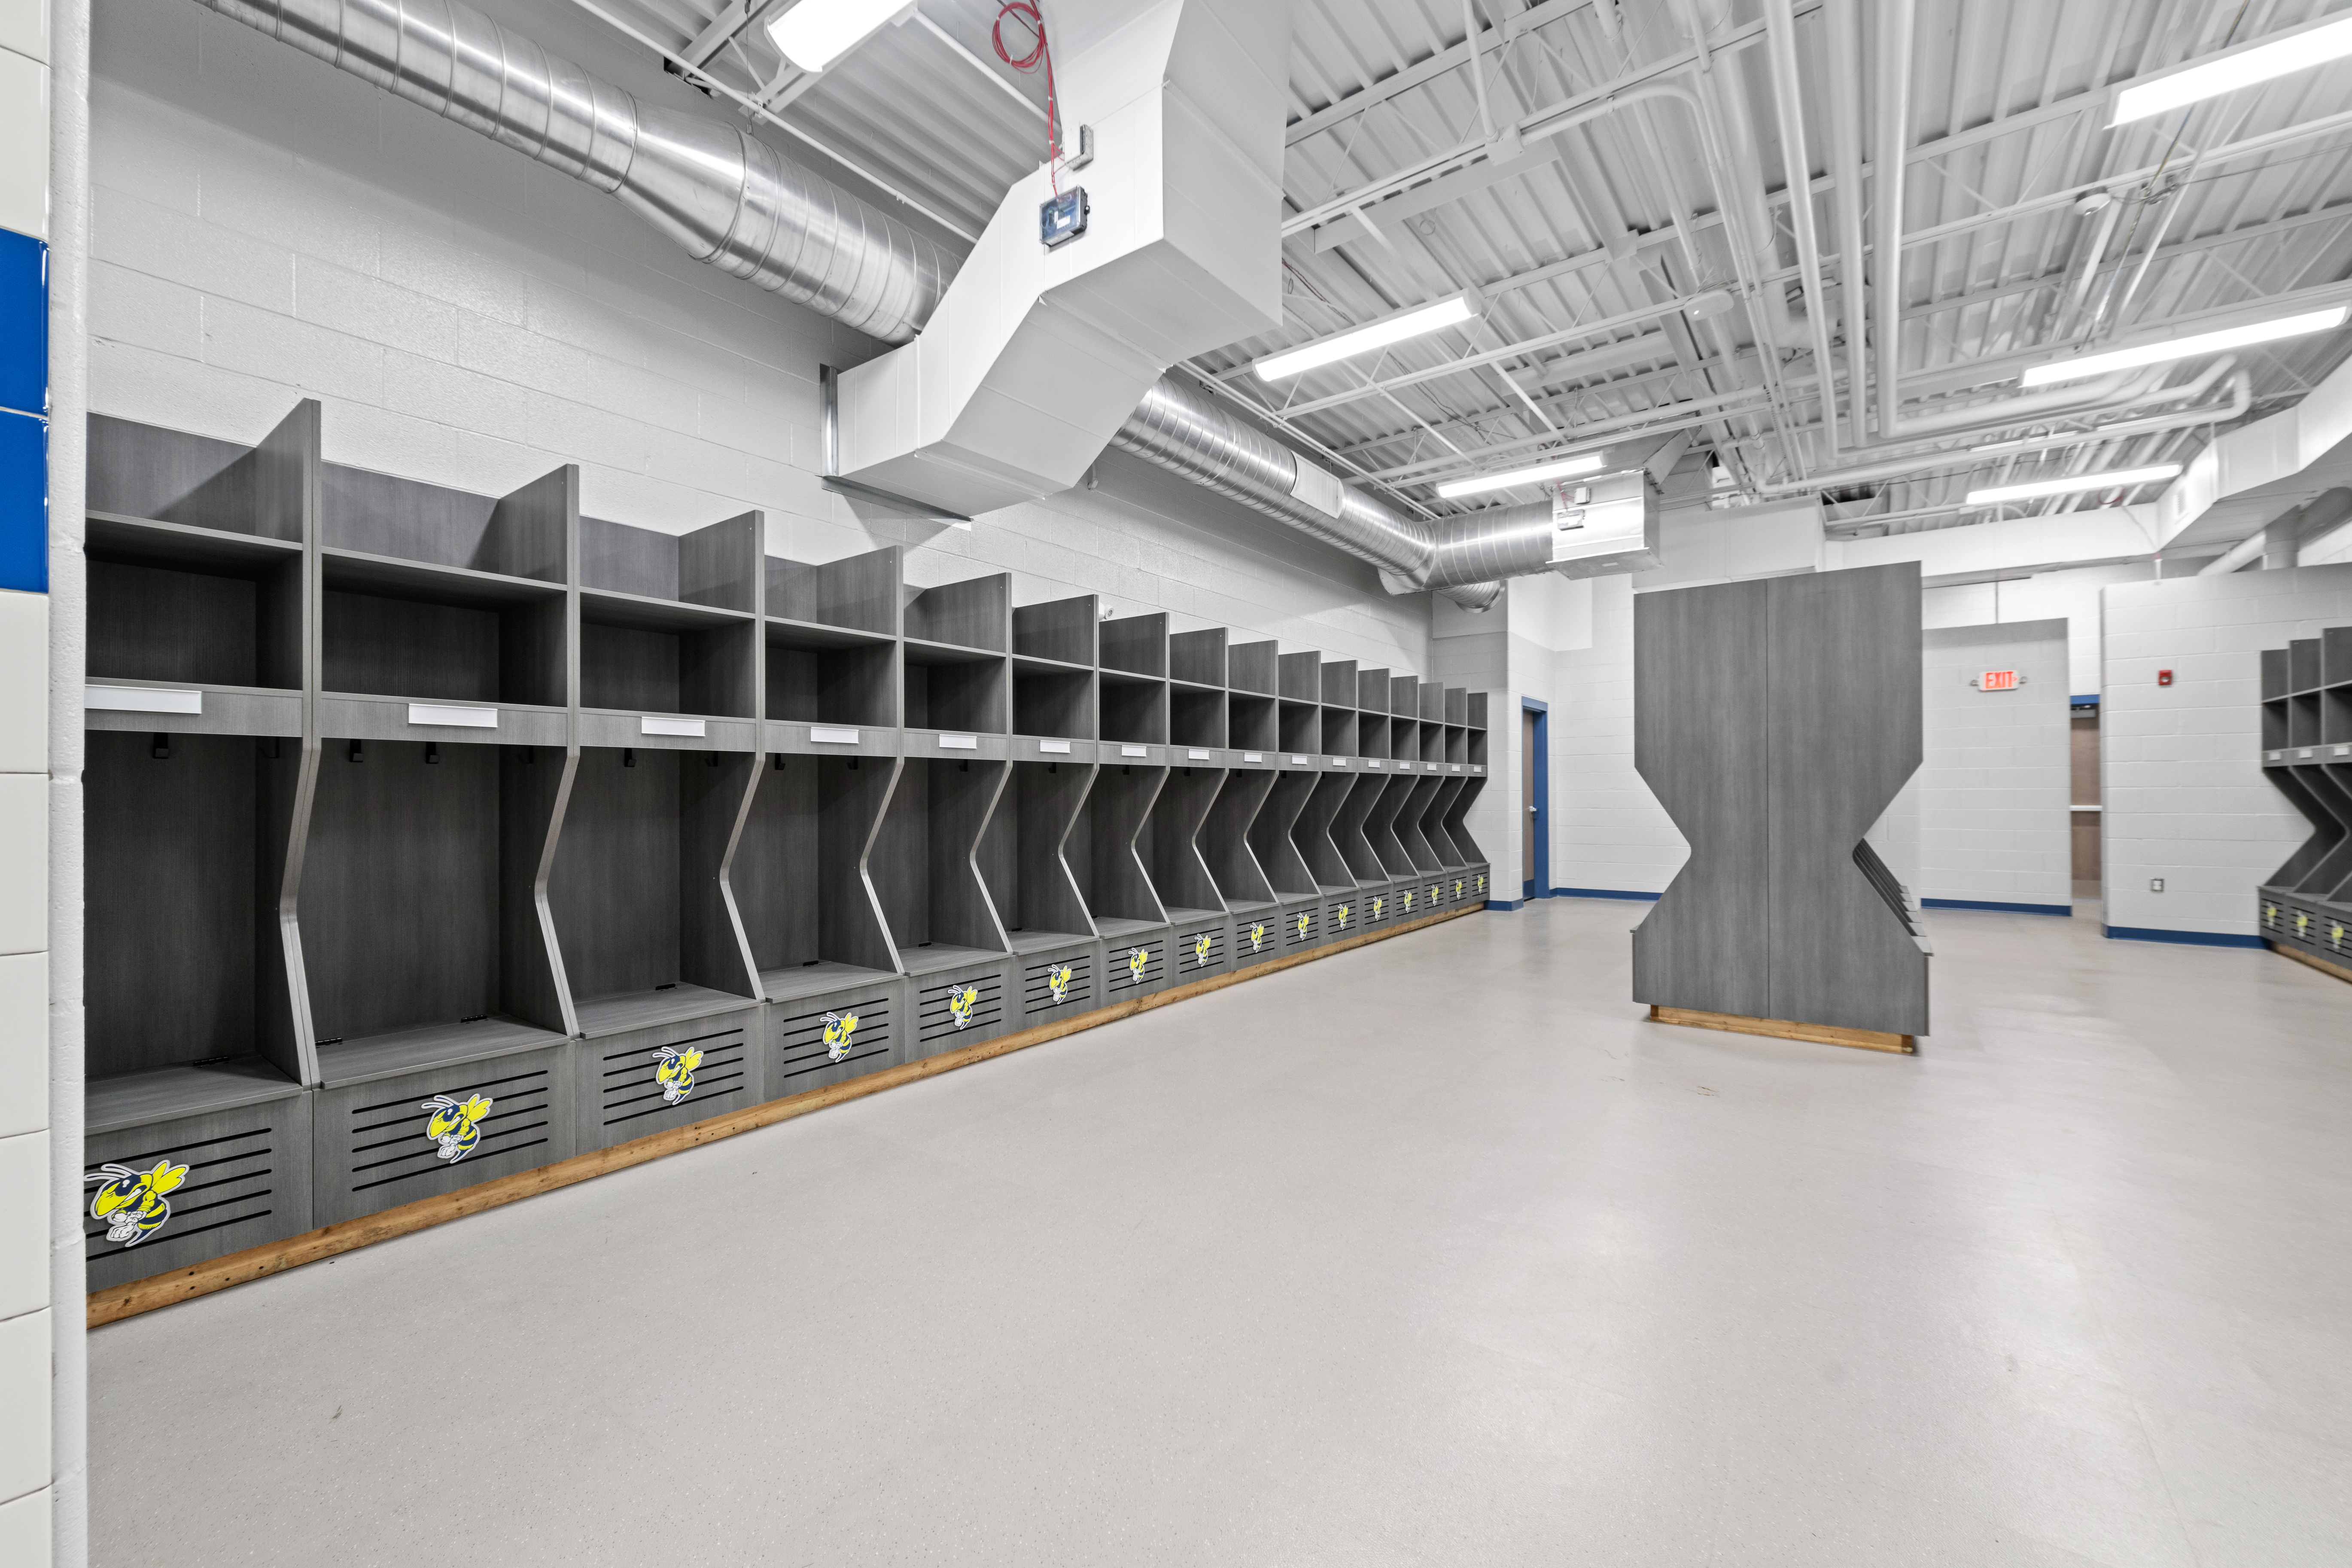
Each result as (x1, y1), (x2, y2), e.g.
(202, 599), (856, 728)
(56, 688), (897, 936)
(1554, 886), (1662, 901)
(1923, 897), (2074, 917)
(2104, 924), (2266, 950)
(0, 228), (47, 418)
(1484, 898), (1524, 912)
(0, 409), (46, 593)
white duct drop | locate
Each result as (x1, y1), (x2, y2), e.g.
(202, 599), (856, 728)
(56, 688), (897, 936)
(832, 0), (1292, 516)
(1289, 460), (1348, 518)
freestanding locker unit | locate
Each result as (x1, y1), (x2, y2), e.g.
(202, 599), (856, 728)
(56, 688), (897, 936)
(1632, 563), (1931, 1049)
(79, 402), (1497, 1289)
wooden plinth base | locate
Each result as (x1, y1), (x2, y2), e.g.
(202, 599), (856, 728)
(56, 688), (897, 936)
(2267, 939), (2352, 986)
(89, 904), (1482, 1328)
(1647, 1003), (1916, 1054)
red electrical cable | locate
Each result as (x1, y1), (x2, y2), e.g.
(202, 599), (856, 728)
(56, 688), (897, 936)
(991, 0), (1062, 194)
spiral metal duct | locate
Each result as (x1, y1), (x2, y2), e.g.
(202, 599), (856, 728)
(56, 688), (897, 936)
(195, 0), (951, 343)
(199, 0), (1552, 604)
(1114, 375), (1540, 610)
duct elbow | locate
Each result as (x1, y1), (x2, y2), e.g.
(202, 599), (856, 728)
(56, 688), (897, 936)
(1437, 582), (1506, 612)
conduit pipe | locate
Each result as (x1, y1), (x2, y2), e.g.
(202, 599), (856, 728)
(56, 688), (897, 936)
(1751, 368), (2250, 496)
(195, 0), (951, 343)
(1825, 0), (1870, 448)
(1762, 0), (1841, 456)
(1872, 0), (1914, 443)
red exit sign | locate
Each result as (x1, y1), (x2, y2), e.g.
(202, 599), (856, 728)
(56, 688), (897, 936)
(1976, 669), (2021, 691)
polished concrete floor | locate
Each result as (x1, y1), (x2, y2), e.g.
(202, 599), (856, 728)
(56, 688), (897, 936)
(92, 900), (2352, 1566)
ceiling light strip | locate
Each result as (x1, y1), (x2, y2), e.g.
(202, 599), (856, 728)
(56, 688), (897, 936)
(2020, 308), (2348, 387)
(1436, 453), (1607, 499)
(1964, 466), (2182, 505)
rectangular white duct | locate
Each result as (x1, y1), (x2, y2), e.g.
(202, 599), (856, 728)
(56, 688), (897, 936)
(833, 0), (1289, 517)
(2157, 344), (2352, 553)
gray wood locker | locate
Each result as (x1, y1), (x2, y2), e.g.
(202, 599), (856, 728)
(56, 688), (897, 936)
(2257, 627), (2352, 965)
(1632, 563), (1931, 1038)
(80, 400), (1499, 1285)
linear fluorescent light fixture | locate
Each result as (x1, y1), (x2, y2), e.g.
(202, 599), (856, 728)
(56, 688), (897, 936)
(769, 0), (906, 73)
(2113, 15), (2352, 125)
(1966, 465), (2182, 505)
(1255, 292), (1481, 381)
(1436, 452), (1607, 499)
(2020, 308), (2347, 387)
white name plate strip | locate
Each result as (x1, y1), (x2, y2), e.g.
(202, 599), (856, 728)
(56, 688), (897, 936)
(642, 715), (706, 737)
(811, 727), (860, 744)
(1329, 757), (1348, 766)
(1121, 745), (1147, 758)
(1242, 752), (1264, 763)
(1367, 759), (1382, 768)
(938, 734), (979, 750)
(88, 685), (202, 715)
(1039, 739), (1072, 754)
(408, 703), (498, 728)
(1290, 755), (1310, 765)
(1187, 749), (1211, 761)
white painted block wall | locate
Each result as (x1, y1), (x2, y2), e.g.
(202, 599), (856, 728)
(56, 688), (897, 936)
(83, 1), (1431, 670)
(1916, 620), (2072, 910)
(1923, 561), (2155, 698)
(0, 0), (52, 1553)
(2103, 564), (2352, 939)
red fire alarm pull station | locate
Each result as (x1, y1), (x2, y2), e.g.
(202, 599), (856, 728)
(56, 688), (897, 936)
(2158, 669), (2174, 687)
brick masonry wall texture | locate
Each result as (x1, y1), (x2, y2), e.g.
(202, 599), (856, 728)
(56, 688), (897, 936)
(2102, 564), (2352, 938)
(83, 0), (1432, 676)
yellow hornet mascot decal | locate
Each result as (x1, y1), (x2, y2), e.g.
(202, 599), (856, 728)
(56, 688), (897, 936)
(1400, 889), (1415, 913)
(422, 1093), (493, 1163)
(1126, 947), (1150, 984)
(86, 1158), (189, 1247)
(1334, 903), (1350, 930)
(1192, 932), (1214, 966)
(1371, 895), (1385, 920)
(654, 1044), (702, 1105)
(1476, 874), (1486, 895)
(823, 1011), (861, 1062)
(1454, 879), (1464, 900)
(1295, 911), (1312, 941)
(1047, 962), (1074, 1004)
(947, 983), (980, 1029)
(1248, 921), (1268, 952)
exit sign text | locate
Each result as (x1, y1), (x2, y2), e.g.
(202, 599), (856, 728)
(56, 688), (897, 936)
(1977, 670), (2020, 691)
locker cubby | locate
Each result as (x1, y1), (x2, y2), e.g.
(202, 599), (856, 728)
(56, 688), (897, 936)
(1142, 762), (1223, 914)
(1169, 684), (1224, 750)
(84, 730), (307, 1117)
(319, 466), (570, 703)
(978, 760), (1096, 950)
(1071, 757), (1168, 943)
(1294, 768), (1355, 892)
(1205, 768), (1277, 912)
(1228, 693), (1277, 754)
(735, 752), (902, 1004)
(766, 544), (898, 742)
(1169, 628), (1227, 687)
(872, 758), (1010, 975)
(301, 737), (571, 1087)
(86, 406), (314, 736)
(1252, 769), (1320, 897)
(579, 513), (761, 734)
(904, 572), (1009, 736)
(1330, 768), (1389, 886)
(1100, 673), (1167, 747)
(547, 746), (761, 1038)
(1014, 661), (1095, 740)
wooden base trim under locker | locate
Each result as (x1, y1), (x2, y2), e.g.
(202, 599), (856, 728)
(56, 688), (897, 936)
(90, 904), (1482, 1327)
(1647, 1003), (1917, 1055)
(2267, 939), (2352, 986)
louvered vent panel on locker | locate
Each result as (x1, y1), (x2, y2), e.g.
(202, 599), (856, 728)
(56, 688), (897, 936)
(83, 1125), (280, 1264)
(1324, 896), (1357, 939)
(1282, 907), (1315, 948)
(774, 994), (895, 1085)
(1023, 953), (1094, 1010)
(1178, 926), (1223, 974)
(598, 1023), (751, 1131)
(343, 1066), (555, 1196)
(1106, 939), (1163, 993)
(918, 973), (1006, 1044)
